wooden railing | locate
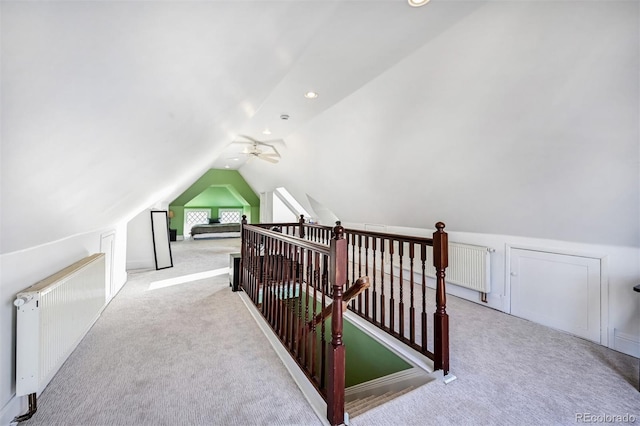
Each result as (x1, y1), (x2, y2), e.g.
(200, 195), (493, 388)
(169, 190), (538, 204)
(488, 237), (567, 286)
(240, 219), (348, 425)
(337, 221), (450, 375)
(248, 215), (450, 375)
(240, 215), (450, 424)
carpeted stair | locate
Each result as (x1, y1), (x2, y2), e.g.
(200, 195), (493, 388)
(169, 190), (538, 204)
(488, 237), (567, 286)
(346, 386), (415, 418)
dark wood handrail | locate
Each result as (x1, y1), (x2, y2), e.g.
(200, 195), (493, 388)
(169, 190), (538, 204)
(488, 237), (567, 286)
(306, 276), (370, 331)
(243, 224), (331, 255)
(254, 222), (300, 228)
(343, 227), (435, 246)
(300, 218), (435, 246)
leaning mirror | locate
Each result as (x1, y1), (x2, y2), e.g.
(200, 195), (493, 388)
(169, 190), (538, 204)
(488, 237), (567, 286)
(150, 210), (173, 270)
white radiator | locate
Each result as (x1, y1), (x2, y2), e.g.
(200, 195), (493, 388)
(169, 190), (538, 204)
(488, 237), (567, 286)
(425, 242), (492, 294)
(14, 253), (106, 396)
(383, 240), (492, 297)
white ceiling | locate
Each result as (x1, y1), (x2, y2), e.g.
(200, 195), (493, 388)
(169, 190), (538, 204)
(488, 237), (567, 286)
(1, 1), (638, 253)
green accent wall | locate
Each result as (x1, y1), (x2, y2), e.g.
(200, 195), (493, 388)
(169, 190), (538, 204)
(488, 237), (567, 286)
(289, 293), (412, 387)
(169, 169), (260, 235)
(342, 319), (412, 387)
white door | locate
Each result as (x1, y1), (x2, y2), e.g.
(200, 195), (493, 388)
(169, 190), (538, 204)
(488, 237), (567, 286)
(100, 232), (116, 301)
(510, 248), (601, 343)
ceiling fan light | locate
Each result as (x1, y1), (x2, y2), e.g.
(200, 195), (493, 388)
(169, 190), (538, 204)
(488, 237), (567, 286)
(408, 0), (429, 7)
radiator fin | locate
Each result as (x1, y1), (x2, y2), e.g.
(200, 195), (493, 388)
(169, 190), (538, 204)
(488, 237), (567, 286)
(15, 253), (106, 396)
(425, 242), (491, 293)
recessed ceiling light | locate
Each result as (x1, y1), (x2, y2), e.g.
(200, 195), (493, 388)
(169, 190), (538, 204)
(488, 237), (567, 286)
(224, 165), (230, 169)
(304, 91), (318, 99)
(262, 128), (271, 135)
(408, 0), (429, 7)
(231, 157), (239, 161)
(280, 114), (290, 120)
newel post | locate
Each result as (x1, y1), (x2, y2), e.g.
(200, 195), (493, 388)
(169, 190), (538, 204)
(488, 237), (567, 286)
(327, 223), (346, 426)
(299, 214), (305, 239)
(433, 222), (450, 376)
(241, 215), (247, 248)
(240, 215), (247, 289)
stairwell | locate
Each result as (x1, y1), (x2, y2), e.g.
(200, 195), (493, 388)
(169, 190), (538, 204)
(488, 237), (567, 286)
(345, 386), (416, 418)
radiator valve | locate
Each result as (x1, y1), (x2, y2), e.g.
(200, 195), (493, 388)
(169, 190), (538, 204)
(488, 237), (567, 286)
(14, 295), (33, 307)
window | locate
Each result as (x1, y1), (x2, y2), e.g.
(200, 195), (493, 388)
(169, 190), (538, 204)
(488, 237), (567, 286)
(184, 209), (211, 236)
(275, 187), (311, 217)
(218, 209), (242, 224)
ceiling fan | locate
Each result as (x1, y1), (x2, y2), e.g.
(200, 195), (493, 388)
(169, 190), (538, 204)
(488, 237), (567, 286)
(232, 135), (283, 164)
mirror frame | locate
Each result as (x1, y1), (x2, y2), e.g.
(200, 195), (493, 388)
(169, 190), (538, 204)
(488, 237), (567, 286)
(150, 210), (174, 270)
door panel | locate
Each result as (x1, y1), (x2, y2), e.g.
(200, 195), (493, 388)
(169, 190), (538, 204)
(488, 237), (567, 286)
(510, 248), (601, 343)
(100, 232), (115, 301)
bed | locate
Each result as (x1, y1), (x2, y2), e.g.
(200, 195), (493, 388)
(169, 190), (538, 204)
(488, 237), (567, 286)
(190, 222), (241, 239)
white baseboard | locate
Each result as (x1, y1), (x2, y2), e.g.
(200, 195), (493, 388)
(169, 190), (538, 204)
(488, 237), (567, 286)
(125, 260), (154, 271)
(613, 329), (640, 358)
(1, 394), (24, 426)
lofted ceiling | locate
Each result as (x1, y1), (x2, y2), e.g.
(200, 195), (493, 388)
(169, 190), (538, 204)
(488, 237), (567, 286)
(1, 0), (638, 254)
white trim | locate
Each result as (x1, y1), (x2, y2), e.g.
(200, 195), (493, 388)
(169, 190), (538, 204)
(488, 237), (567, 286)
(238, 292), (329, 426)
(504, 242), (512, 314)
(1, 394), (24, 426)
(600, 255), (610, 347)
(613, 329), (640, 357)
(125, 260), (155, 271)
(100, 231), (116, 303)
(505, 243), (609, 261)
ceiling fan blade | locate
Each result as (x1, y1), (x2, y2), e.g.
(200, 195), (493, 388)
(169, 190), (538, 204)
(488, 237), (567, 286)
(259, 156), (279, 164)
(237, 134), (262, 144)
(235, 135), (285, 146)
(259, 153), (280, 159)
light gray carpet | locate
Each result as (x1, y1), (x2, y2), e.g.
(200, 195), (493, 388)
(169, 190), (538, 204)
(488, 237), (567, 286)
(351, 291), (640, 426)
(21, 237), (639, 426)
(23, 237), (323, 426)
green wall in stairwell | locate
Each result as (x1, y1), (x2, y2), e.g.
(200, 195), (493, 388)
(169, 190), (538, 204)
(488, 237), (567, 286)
(299, 295), (412, 387)
(325, 316), (412, 388)
(168, 169), (260, 235)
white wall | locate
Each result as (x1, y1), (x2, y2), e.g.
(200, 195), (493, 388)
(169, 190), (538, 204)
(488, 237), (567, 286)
(272, 193), (298, 223)
(240, 2), (639, 249)
(126, 209), (156, 271)
(238, 3), (640, 354)
(0, 226), (128, 425)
